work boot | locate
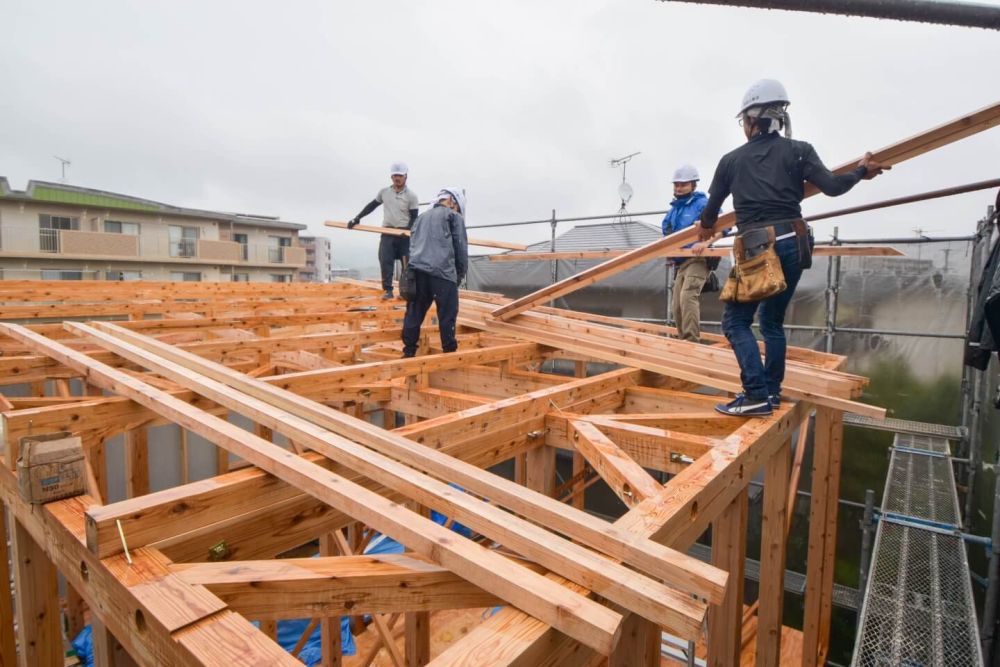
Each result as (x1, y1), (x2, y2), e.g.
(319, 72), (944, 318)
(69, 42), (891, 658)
(381, 290), (394, 300)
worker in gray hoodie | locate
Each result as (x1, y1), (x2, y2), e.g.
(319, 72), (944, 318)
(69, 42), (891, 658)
(401, 187), (469, 358)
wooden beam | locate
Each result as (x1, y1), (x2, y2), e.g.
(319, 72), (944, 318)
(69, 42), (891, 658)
(10, 516), (62, 667)
(756, 437), (792, 666)
(487, 245), (904, 261)
(2, 324), (624, 656)
(802, 407), (844, 667)
(568, 420), (661, 507)
(490, 100), (1000, 320)
(325, 220), (529, 251)
(86, 321), (725, 607)
(68, 323), (710, 641)
(405, 611), (431, 667)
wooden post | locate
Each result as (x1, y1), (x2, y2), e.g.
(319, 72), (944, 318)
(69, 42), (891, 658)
(609, 612), (659, 667)
(525, 446), (556, 498)
(708, 490), (748, 665)
(405, 611), (430, 666)
(756, 437), (792, 666)
(124, 427), (150, 498)
(10, 517), (60, 667)
(319, 533), (343, 667)
(802, 408), (844, 666)
(0, 508), (17, 667)
(90, 618), (117, 667)
(572, 360), (587, 509)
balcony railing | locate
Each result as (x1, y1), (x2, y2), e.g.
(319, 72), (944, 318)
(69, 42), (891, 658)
(268, 246), (285, 263)
(39, 229), (60, 253)
(170, 239), (197, 258)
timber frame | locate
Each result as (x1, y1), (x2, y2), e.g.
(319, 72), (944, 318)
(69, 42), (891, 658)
(0, 279), (865, 666)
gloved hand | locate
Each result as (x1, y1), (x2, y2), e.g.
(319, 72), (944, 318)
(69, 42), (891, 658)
(347, 217), (360, 229)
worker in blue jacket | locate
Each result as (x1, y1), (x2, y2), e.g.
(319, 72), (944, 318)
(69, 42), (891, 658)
(662, 164), (717, 342)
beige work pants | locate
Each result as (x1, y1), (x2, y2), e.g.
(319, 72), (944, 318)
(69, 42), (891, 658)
(672, 258), (709, 342)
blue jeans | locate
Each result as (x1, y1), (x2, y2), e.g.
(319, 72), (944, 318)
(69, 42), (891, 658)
(721, 237), (803, 401)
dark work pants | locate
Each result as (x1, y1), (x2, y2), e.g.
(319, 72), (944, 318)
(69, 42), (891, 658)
(378, 234), (410, 291)
(402, 270), (459, 357)
(721, 236), (803, 401)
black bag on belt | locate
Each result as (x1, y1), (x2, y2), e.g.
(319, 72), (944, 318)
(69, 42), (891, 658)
(792, 219), (814, 270)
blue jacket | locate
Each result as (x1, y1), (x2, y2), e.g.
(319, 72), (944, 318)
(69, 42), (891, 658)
(662, 191), (708, 264)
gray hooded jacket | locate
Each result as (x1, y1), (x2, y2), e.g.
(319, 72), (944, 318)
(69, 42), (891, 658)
(408, 203), (468, 284)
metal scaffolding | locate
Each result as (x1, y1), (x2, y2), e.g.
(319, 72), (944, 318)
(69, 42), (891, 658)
(852, 433), (983, 666)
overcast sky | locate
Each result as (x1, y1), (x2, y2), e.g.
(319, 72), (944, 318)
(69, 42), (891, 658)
(2, 1), (999, 270)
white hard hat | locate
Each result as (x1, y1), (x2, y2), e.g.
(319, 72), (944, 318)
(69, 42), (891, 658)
(737, 79), (790, 117)
(437, 187), (467, 215)
(390, 162), (408, 176)
(672, 164), (699, 183)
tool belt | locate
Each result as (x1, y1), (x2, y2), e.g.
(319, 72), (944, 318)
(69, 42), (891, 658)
(720, 226), (787, 303)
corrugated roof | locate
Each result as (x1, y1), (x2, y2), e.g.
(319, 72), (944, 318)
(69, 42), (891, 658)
(0, 178), (307, 230)
(522, 220), (663, 253)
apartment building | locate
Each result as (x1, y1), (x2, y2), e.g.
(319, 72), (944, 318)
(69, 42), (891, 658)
(0, 178), (308, 282)
(297, 235), (332, 283)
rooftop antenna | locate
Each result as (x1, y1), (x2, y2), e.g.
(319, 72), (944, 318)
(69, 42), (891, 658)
(53, 155), (71, 184)
(609, 151), (640, 221)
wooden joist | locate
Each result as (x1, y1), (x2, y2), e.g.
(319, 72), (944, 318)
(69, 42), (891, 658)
(325, 220), (529, 251)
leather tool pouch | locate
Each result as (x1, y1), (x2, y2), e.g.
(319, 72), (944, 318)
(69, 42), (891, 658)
(792, 218), (814, 270)
(720, 227), (787, 303)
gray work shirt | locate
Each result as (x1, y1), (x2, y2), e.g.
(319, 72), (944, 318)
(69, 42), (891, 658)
(375, 185), (419, 228)
(409, 204), (468, 284)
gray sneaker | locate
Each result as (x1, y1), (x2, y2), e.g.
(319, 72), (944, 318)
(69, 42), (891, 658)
(381, 290), (394, 300)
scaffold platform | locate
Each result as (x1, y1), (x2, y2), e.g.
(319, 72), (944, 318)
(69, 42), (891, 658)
(852, 432), (983, 666)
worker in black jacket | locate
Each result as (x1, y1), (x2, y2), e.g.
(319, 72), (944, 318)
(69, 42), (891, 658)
(698, 79), (887, 416)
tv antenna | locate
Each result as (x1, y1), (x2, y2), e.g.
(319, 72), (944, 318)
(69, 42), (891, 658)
(53, 156), (71, 183)
(609, 151), (640, 220)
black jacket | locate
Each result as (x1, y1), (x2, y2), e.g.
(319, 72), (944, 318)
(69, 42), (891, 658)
(965, 229), (1000, 370)
(701, 133), (867, 229)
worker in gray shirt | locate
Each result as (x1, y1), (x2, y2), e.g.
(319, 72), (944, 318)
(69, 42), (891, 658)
(348, 162), (419, 299)
(402, 187), (468, 358)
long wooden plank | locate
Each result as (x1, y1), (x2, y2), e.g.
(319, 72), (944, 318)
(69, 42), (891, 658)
(1, 323), (624, 655)
(325, 220), (528, 251)
(0, 508), (15, 667)
(568, 420), (663, 507)
(174, 553), (506, 619)
(490, 101), (1000, 320)
(92, 321), (726, 604)
(487, 245), (903, 261)
(71, 323), (713, 639)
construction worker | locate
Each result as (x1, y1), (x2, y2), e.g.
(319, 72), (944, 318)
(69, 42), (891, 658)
(698, 79), (887, 416)
(348, 162), (419, 300)
(401, 187), (469, 358)
(662, 164), (717, 342)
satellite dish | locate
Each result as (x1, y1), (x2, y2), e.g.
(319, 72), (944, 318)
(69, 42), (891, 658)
(618, 182), (634, 204)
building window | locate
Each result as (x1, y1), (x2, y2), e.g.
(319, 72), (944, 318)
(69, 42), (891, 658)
(106, 270), (142, 281)
(104, 220), (140, 235)
(233, 233), (249, 260)
(268, 236), (291, 263)
(170, 271), (201, 282)
(38, 214), (79, 253)
(232, 273), (250, 282)
(169, 225), (199, 257)
(270, 274), (291, 283)
(41, 269), (83, 280)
